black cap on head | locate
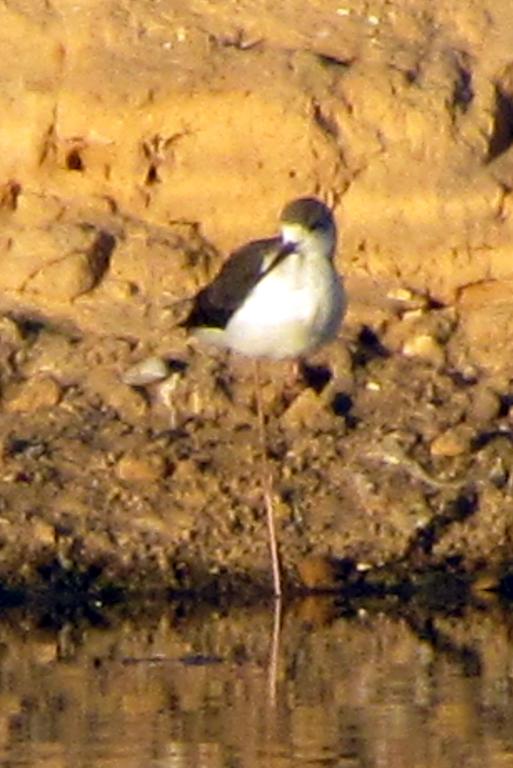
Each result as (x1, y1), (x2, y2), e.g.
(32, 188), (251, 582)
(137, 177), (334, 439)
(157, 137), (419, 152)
(280, 197), (333, 231)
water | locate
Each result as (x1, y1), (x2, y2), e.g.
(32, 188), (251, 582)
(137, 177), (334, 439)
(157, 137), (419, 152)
(0, 598), (513, 767)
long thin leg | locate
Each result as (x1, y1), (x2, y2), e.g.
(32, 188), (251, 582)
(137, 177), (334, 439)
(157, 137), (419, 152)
(254, 360), (282, 598)
(268, 593), (282, 707)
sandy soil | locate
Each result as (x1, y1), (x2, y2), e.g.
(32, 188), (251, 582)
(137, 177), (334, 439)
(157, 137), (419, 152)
(1, 0), (513, 594)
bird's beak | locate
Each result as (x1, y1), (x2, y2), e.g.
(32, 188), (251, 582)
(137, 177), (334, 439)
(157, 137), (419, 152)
(279, 240), (297, 254)
(277, 240), (297, 261)
(263, 240), (296, 278)
(274, 240), (296, 267)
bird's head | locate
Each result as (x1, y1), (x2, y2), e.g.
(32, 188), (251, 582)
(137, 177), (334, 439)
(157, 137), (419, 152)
(279, 197), (337, 260)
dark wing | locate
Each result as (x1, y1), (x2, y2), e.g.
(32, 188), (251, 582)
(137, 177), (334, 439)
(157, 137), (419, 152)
(183, 237), (279, 330)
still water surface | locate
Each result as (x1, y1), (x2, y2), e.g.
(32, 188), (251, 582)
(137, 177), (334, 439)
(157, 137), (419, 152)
(1, 599), (513, 767)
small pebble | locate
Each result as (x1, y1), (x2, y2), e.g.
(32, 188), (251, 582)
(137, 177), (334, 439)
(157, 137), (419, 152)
(0, 317), (22, 347)
(430, 426), (473, 457)
(122, 356), (170, 386)
(468, 387), (500, 424)
(281, 389), (325, 430)
(115, 453), (166, 483)
(386, 288), (428, 309)
(32, 519), (55, 547)
(86, 368), (147, 423)
(402, 333), (445, 367)
(387, 287), (414, 302)
(4, 376), (61, 412)
(297, 555), (338, 590)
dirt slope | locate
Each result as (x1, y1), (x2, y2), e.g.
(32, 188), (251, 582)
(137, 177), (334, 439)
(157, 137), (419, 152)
(1, 0), (513, 592)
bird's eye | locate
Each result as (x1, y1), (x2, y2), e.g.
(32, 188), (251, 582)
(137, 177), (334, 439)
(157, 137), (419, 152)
(311, 216), (328, 230)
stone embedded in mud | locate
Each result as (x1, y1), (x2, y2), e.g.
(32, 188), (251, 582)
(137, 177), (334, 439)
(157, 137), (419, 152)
(430, 425), (474, 457)
(3, 376), (61, 412)
(281, 389), (329, 431)
(153, 369), (182, 398)
(22, 331), (74, 378)
(115, 452), (167, 483)
(85, 369), (148, 424)
(0, 317), (22, 348)
(386, 288), (428, 309)
(297, 555), (339, 590)
(27, 253), (97, 301)
(468, 386), (501, 425)
(122, 356), (170, 386)
(402, 333), (445, 367)
(100, 279), (135, 302)
(384, 307), (456, 364)
(32, 519), (55, 547)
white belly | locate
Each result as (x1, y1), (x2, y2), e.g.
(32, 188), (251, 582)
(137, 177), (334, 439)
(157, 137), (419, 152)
(224, 255), (345, 359)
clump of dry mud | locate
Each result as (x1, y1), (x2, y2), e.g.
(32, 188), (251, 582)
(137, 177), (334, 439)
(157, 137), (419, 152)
(2, 0), (513, 594)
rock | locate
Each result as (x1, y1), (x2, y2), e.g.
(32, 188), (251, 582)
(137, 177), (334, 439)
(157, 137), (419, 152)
(153, 373), (184, 409)
(386, 287), (428, 309)
(281, 389), (326, 430)
(297, 555), (339, 590)
(122, 356), (170, 386)
(32, 519), (55, 547)
(101, 279), (135, 302)
(33, 641), (58, 665)
(4, 376), (61, 412)
(115, 452), (166, 482)
(27, 253), (97, 301)
(22, 331), (74, 378)
(0, 317), (22, 347)
(402, 333), (445, 367)
(468, 387), (500, 425)
(430, 425), (473, 457)
(86, 368), (148, 424)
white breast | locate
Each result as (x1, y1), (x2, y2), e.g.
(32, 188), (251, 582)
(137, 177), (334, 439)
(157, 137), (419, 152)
(224, 252), (345, 359)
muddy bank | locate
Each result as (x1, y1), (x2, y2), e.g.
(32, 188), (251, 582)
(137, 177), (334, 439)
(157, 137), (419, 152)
(0, 307), (512, 596)
(1, 0), (513, 593)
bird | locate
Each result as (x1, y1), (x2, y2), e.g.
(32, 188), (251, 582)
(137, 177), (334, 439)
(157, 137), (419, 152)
(183, 197), (346, 597)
